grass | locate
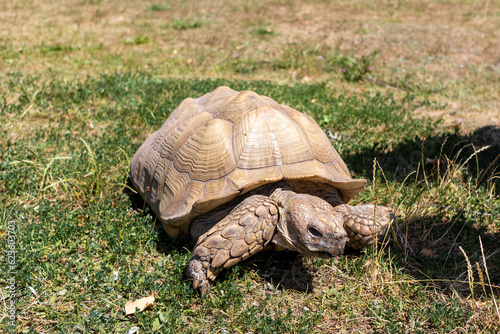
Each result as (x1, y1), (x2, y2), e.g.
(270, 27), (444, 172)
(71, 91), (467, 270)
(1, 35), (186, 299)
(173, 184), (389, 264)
(2, 0), (499, 130)
(1, 0), (499, 332)
(1, 73), (499, 333)
(147, 3), (172, 12)
(171, 19), (202, 30)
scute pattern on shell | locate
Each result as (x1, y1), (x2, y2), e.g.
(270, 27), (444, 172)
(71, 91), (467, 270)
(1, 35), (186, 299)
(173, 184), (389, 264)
(129, 86), (366, 238)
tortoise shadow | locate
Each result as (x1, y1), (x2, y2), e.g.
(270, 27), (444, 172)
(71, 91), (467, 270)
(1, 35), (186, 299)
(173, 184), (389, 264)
(247, 251), (316, 293)
(346, 125), (500, 189)
(390, 211), (500, 297)
(124, 176), (192, 253)
(347, 124), (500, 296)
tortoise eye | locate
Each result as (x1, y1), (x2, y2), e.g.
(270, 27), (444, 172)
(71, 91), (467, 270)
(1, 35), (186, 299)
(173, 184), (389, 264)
(308, 226), (323, 237)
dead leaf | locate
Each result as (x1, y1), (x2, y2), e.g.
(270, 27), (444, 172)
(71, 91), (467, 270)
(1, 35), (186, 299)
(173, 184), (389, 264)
(124, 294), (156, 315)
(421, 248), (437, 258)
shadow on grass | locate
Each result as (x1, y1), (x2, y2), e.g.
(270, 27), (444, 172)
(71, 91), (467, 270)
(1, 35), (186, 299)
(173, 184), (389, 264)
(392, 210), (500, 298)
(251, 251), (315, 293)
(124, 177), (192, 254)
(346, 125), (500, 188)
(348, 125), (500, 298)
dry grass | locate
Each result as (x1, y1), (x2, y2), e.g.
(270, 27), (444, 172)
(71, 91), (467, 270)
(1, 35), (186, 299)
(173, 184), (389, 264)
(1, 1), (500, 332)
(1, 0), (499, 131)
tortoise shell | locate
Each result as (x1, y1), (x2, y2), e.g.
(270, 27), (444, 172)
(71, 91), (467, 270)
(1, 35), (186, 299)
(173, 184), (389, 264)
(129, 87), (366, 238)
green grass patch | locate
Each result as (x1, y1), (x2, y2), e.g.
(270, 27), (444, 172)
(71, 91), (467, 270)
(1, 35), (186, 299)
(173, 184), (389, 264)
(251, 26), (276, 37)
(171, 19), (202, 30)
(146, 2), (171, 11)
(1, 73), (499, 332)
(38, 43), (74, 55)
(125, 36), (152, 45)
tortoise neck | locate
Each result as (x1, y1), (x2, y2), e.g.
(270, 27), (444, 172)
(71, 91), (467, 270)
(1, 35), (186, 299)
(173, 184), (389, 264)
(268, 187), (298, 251)
(269, 187), (296, 207)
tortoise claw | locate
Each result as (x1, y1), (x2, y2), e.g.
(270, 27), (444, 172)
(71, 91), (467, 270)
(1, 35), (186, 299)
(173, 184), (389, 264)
(187, 258), (211, 295)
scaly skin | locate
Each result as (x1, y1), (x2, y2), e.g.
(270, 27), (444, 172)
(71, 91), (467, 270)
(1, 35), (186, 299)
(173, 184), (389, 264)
(334, 204), (394, 249)
(187, 195), (279, 294)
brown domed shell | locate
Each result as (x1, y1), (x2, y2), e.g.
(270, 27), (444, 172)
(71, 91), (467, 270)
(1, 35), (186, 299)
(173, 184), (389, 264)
(129, 87), (366, 238)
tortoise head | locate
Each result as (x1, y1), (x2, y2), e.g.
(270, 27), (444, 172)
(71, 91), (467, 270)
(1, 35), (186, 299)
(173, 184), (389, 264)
(271, 191), (347, 258)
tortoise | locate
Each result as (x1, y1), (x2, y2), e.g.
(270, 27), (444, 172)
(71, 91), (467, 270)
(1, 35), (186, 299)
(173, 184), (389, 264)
(129, 86), (395, 294)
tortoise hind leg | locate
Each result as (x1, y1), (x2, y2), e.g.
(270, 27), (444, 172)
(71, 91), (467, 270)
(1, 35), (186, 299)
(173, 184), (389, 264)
(187, 195), (279, 294)
(334, 204), (395, 250)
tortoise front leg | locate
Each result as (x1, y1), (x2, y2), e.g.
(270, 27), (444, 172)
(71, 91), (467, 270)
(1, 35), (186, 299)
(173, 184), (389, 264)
(187, 195), (279, 294)
(335, 204), (395, 250)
